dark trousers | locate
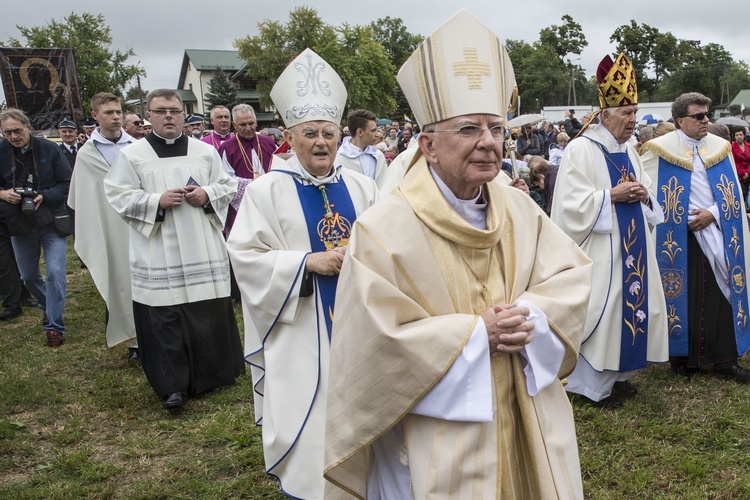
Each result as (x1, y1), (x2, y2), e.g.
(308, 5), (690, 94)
(0, 225), (22, 310)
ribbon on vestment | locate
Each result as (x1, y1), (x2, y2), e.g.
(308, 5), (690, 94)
(655, 155), (750, 356)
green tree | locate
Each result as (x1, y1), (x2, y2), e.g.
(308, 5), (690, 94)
(235, 7), (397, 118)
(4, 12), (143, 114)
(610, 20), (679, 101)
(369, 16), (423, 119)
(369, 16), (423, 70)
(538, 15), (588, 62)
(204, 67), (239, 110)
(506, 39), (573, 112)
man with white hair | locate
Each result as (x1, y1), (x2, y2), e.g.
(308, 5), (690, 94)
(324, 11), (591, 498)
(217, 103), (276, 234)
(551, 53), (668, 409)
(201, 105), (233, 150)
(226, 49), (379, 499)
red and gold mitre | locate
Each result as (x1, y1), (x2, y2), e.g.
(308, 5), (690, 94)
(596, 52), (638, 109)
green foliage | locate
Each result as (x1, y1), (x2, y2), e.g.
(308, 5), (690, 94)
(369, 16), (423, 70)
(612, 19), (750, 105)
(0, 419), (26, 439)
(538, 15), (588, 62)
(235, 7), (399, 118)
(3, 12), (143, 115)
(204, 67), (239, 110)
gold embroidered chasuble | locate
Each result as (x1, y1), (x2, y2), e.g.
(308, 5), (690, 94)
(325, 152), (591, 499)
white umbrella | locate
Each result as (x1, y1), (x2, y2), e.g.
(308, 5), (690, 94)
(507, 113), (545, 128)
(715, 116), (749, 128)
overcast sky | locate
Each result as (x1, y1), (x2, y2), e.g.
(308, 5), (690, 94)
(2, 1), (748, 106)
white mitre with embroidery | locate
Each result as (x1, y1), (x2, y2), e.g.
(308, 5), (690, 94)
(270, 48), (347, 129)
(397, 9), (516, 127)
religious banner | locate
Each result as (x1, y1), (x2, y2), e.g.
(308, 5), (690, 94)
(0, 48), (84, 131)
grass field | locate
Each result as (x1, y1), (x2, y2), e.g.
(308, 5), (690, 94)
(2, 241), (750, 499)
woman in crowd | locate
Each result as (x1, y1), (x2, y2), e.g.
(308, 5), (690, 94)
(731, 127), (750, 200)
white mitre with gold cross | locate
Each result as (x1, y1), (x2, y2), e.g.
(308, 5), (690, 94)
(270, 48), (347, 129)
(397, 9), (516, 127)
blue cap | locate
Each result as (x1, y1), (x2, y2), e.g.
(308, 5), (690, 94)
(58, 119), (77, 129)
(186, 113), (204, 125)
(82, 118), (97, 128)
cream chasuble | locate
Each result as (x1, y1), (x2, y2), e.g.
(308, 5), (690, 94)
(325, 152), (592, 499)
(226, 154), (379, 500)
(68, 139), (136, 347)
(104, 138), (236, 306)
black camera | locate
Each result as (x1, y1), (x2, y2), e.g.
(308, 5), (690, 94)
(14, 187), (38, 216)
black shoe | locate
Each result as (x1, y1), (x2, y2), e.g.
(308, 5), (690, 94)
(613, 380), (638, 399)
(164, 392), (186, 409)
(23, 297), (38, 308)
(0, 307), (22, 320)
(671, 363), (700, 378)
(713, 363), (750, 383)
(572, 393), (623, 409)
(128, 346), (139, 362)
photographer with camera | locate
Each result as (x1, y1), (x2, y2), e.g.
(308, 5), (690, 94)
(0, 108), (72, 347)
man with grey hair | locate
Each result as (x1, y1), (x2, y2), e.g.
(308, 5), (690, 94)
(226, 48), (379, 500)
(217, 103), (276, 235)
(552, 53), (667, 410)
(325, 11), (591, 498)
(642, 91), (750, 382)
(123, 111), (144, 140)
(201, 105), (233, 150)
(0, 108), (72, 346)
(104, 88), (244, 409)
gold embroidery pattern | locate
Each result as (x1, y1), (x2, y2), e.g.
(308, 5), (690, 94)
(730, 226), (741, 259)
(667, 304), (682, 337)
(661, 229), (682, 265)
(661, 269), (684, 299)
(623, 219), (647, 344)
(716, 174), (740, 220)
(660, 176), (685, 224)
(732, 265), (746, 294)
(317, 211), (351, 250)
(453, 48), (491, 90)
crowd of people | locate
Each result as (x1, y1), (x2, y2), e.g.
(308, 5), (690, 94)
(3, 8), (750, 499)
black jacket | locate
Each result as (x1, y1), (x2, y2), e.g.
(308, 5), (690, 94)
(59, 143), (77, 169)
(0, 135), (72, 220)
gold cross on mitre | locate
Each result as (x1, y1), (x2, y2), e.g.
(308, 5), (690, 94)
(453, 48), (491, 90)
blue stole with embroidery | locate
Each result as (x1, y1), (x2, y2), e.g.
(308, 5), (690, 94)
(291, 172), (356, 340)
(595, 142), (650, 370)
(656, 155), (750, 356)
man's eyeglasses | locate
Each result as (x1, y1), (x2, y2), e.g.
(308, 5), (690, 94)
(131, 120), (144, 126)
(430, 125), (505, 141)
(1, 128), (27, 137)
(149, 109), (184, 116)
(683, 112), (712, 121)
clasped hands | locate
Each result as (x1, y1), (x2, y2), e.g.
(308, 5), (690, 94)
(610, 174), (649, 204)
(159, 185), (208, 209)
(480, 304), (533, 356)
(305, 246), (347, 276)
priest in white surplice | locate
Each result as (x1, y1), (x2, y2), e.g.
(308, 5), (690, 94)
(105, 89), (244, 410)
(551, 53), (668, 409)
(324, 11), (592, 499)
(68, 92), (135, 348)
(226, 50), (379, 499)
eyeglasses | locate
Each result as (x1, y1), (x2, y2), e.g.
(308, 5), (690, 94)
(1, 128), (27, 137)
(149, 109), (184, 116)
(131, 120), (144, 126)
(300, 129), (338, 140)
(683, 112), (712, 121)
(430, 125), (505, 141)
